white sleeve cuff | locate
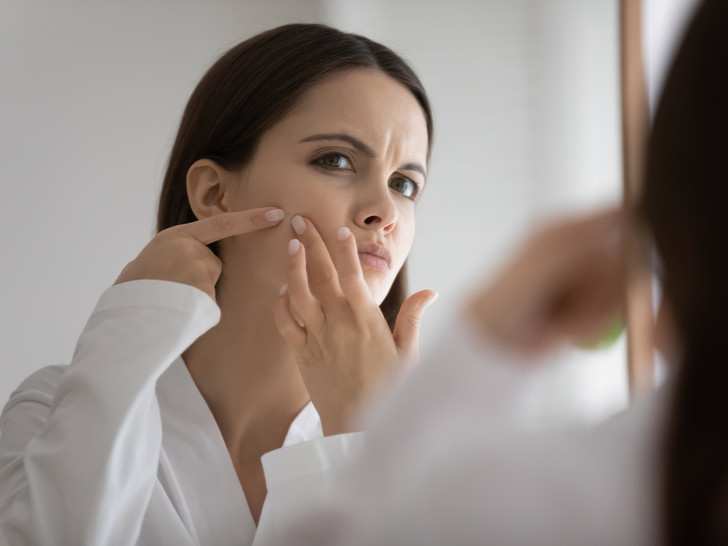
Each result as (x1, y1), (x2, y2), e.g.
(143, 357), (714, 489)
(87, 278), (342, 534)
(254, 433), (365, 545)
(261, 432), (365, 490)
(93, 279), (220, 328)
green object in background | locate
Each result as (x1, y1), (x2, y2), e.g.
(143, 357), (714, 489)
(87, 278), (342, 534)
(573, 315), (624, 350)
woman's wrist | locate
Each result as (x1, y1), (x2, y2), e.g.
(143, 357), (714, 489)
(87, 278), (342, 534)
(319, 410), (360, 437)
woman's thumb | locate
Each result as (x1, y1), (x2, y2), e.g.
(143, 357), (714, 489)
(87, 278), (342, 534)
(393, 289), (438, 364)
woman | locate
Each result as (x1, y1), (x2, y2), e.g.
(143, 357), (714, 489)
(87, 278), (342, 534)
(0, 24), (436, 545)
(276, 1), (727, 544)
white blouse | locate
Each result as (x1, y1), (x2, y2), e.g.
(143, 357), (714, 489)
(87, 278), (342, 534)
(0, 280), (362, 546)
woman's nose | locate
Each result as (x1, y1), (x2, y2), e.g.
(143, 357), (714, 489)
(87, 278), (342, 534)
(354, 184), (397, 235)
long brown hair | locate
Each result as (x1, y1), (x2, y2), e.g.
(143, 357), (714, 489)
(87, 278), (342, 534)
(157, 24), (433, 329)
(640, 1), (728, 543)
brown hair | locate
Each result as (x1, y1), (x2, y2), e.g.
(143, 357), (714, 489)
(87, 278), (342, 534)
(157, 24), (433, 329)
(640, 1), (728, 543)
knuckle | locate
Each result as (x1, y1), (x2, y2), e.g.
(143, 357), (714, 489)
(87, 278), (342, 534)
(178, 240), (201, 259)
(339, 274), (361, 291)
(331, 324), (350, 342)
(207, 254), (223, 273)
(345, 280), (367, 298)
(279, 321), (299, 337)
(311, 267), (334, 286)
(288, 255), (301, 273)
(406, 314), (422, 330)
(279, 325), (305, 348)
(249, 210), (265, 227)
(288, 290), (309, 310)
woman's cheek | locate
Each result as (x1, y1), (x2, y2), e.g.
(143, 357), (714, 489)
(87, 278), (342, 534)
(397, 212), (416, 254)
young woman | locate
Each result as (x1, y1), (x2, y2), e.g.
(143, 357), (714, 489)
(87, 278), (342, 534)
(0, 24), (436, 545)
(279, 2), (728, 544)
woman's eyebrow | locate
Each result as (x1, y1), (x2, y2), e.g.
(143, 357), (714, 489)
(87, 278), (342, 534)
(400, 162), (427, 180)
(300, 133), (376, 157)
(300, 133), (427, 179)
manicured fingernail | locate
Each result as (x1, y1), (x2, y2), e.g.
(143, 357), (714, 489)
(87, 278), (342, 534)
(288, 239), (300, 255)
(279, 283), (288, 296)
(265, 209), (285, 222)
(291, 215), (306, 235)
(337, 227), (350, 241)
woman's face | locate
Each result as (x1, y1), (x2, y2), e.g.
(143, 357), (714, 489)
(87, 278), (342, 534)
(222, 68), (429, 304)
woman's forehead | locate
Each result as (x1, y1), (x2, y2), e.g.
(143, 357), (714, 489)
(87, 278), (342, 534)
(269, 68), (430, 157)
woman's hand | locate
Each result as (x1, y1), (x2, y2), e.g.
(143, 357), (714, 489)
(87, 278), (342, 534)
(466, 208), (624, 355)
(115, 208), (285, 301)
(273, 216), (437, 436)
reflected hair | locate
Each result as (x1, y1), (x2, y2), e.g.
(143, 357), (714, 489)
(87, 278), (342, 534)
(640, 0), (728, 543)
(156, 24), (433, 329)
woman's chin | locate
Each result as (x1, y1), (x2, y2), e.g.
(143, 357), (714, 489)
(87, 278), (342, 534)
(365, 278), (394, 307)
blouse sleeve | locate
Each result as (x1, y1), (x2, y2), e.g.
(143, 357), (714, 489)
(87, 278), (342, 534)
(253, 432), (365, 546)
(0, 280), (220, 546)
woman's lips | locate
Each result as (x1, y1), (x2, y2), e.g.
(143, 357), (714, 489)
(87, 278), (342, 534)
(357, 243), (392, 271)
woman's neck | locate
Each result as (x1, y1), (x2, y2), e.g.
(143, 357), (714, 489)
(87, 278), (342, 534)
(182, 278), (310, 462)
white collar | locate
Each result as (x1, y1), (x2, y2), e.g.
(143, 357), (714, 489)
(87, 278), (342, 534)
(154, 357), (323, 542)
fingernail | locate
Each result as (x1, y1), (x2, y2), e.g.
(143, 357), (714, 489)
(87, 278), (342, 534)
(424, 293), (439, 308)
(265, 209), (285, 222)
(279, 283), (288, 296)
(288, 239), (300, 255)
(291, 215), (306, 235)
(337, 227), (350, 241)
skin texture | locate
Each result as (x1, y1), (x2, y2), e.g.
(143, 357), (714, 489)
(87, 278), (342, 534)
(117, 67), (435, 524)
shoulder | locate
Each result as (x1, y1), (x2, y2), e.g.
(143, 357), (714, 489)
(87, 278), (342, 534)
(1, 365), (67, 418)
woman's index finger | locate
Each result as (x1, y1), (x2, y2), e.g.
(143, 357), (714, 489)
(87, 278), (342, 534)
(176, 207), (285, 244)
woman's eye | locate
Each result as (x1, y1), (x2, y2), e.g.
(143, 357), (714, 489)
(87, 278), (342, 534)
(314, 153), (352, 170)
(390, 176), (419, 199)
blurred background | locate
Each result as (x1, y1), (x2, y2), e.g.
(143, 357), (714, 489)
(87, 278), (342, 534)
(0, 0), (698, 424)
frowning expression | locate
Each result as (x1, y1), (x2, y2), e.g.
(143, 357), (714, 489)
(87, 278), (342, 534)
(224, 67), (430, 304)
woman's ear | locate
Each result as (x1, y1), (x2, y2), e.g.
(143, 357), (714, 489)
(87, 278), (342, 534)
(186, 159), (235, 220)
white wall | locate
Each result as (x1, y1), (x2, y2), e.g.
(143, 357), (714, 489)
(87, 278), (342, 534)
(0, 0), (697, 424)
(644, 0), (701, 112)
